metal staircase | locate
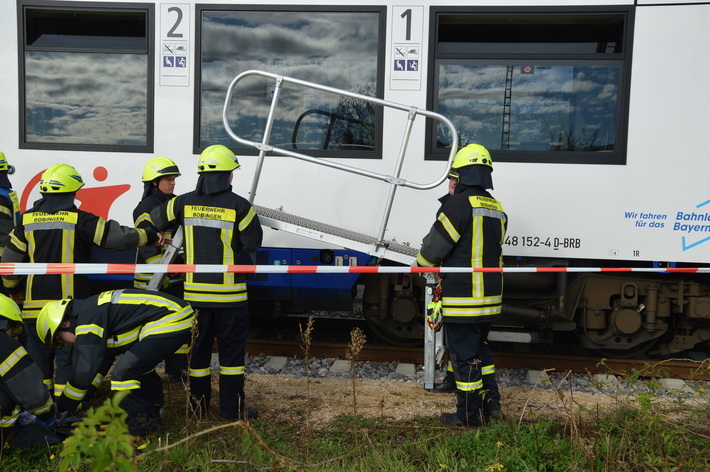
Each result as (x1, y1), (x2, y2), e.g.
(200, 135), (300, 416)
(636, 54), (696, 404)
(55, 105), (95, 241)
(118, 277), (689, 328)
(221, 70), (459, 266)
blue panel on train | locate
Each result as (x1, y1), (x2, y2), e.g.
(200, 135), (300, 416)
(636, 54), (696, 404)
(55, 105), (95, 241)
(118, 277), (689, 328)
(246, 247), (367, 311)
(290, 248), (364, 311)
(246, 247), (293, 300)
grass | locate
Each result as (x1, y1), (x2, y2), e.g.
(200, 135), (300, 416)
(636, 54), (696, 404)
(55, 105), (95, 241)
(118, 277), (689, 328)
(6, 400), (705, 472)
(2, 324), (708, 471)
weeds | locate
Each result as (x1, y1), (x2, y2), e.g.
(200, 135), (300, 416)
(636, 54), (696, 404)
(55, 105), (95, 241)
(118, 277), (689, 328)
(2, 329), (707, 471)
(299, 316), (315, 462)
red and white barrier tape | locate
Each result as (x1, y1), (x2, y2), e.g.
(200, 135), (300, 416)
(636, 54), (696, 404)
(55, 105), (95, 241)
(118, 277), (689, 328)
(0, 263), (706, 275)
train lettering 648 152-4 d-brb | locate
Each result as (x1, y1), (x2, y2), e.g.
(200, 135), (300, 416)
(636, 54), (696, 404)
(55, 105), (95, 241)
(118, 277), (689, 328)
(504, 236), (581, 250)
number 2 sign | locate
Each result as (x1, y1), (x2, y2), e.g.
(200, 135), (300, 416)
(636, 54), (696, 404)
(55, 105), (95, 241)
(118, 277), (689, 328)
(160, 4), (190, 87)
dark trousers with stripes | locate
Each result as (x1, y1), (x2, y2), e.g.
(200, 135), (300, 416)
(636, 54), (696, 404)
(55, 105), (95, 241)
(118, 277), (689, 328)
(24, 320), (72, 397)
(189, 306), (249, 419)
(445, 322), (494, 427)
(111, 330), (190, 436)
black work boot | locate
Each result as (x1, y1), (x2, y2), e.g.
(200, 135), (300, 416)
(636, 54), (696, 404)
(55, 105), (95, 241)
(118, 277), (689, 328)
(219, 407), (259, 423)
(433, 370), (456, 393)
(440, 412), (481, 429)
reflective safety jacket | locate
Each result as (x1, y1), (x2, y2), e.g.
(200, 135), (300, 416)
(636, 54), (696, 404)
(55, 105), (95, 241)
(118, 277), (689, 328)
(150, 188), (262, 308)
(0, 332), (54, 429)
(133, 188), (178, 289)
(0, 187), (20, 259)
(1, 206), (157, 320)
(416, 186), (507, 323)
(57, 289), (194, 413)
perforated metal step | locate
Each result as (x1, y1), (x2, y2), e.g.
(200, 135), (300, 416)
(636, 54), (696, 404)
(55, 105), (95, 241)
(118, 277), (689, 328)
(255, 205), (418, 265)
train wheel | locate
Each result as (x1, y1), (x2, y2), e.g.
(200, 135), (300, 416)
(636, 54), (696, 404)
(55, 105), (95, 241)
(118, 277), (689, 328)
(365, 318), (423, 347)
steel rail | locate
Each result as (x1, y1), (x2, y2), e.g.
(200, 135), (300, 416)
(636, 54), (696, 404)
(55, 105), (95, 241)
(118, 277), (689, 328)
(246, 339), (710, 381)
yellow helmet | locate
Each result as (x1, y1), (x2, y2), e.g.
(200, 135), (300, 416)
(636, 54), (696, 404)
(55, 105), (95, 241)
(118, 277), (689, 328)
(39, 164), (85, 193)
(198, 145), (240, 173)
(451, 144), (493, 172)
(36, 299), (72, 349)
(142, 157), (181, 182)
(0, 294), (23, 337)
(0, 152), (12, 173)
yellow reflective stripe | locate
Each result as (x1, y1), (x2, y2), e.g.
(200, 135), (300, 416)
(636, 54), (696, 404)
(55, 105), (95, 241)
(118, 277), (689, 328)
(134, 212), (151, 226)
(137, 228), (148, 246)
(166, 198), (176, 222)
(2, 276), (21, 289)
(9, 232), (26, 252)
(456, 379), (483, 392)
(64, 382), (88, 401)
(23, 299), (52, 311)
(437, 212), (460, 242)
(174, 344), (188, 355)
(54, 383), (65, 397)
(189, 367), (211, 378)
(472, 216), (484, 297)
(184, 292), (248, 304)
(0, 346), (27, 376)
(92, 372), (105, 389)
(33, 396), (54, 416)
(107, 327), (141, 348)
(238, 207), (257, 232)
(0, 406), (21, 427)
(92, 217), (107, 245)
(184, 281), (248, 303)
(443, 306), (502, 317)
(75, 324), (105, 338)
(219, 365), (245, 376)
(443, 296), (503, 305)
(139, 315), (194, 339)
(111, 379), (141, 391)
(415, 252), (435, 267)
(44, 378), (53, 388)
(481, 364), (495, 376)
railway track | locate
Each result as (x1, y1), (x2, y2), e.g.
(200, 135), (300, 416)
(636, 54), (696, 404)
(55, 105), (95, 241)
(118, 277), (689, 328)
(246, 338), (710, 381)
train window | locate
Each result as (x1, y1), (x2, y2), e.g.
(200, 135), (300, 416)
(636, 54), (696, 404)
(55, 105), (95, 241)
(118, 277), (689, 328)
(428, 8), (633, 165)
(196, 6), (385, 158)
(19, 2), (153, 152)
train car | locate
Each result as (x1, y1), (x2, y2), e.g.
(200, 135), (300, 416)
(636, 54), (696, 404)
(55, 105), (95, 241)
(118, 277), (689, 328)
(1, 0), (709, 359)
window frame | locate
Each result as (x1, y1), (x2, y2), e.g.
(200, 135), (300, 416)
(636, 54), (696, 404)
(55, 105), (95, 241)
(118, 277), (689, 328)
(18, 0), (155, 153)
(193, 4), (386, 158)
(426, 6), (634, 165)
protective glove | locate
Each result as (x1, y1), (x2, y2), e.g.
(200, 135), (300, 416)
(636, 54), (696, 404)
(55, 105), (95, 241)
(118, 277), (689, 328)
(426, 299), (443, 331)
(426, 282), (444, 331)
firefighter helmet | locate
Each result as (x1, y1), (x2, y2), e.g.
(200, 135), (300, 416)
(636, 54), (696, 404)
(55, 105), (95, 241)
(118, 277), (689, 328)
(39, 164), (85, 193)
(142, 157), (181, 182)
(0, 294), (23, 336)
(197, 145), (240, 173)
(0, 152), (11, 172)
(0, 294), (22, 324)
(451, 144), (493, 171)
(36, 299), (72, 349)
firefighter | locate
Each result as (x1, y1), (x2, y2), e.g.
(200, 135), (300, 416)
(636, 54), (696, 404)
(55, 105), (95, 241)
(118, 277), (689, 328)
(35, 289), (194, 437)
(133, 157), (187, 383)
(1, 163), (164, 397)
(431, 169), (502, 417)
(0, 294), (58, 448)
(417, 144), (506, 428)
(149, 144), (263, 422)
(0, 153), (20, 272)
